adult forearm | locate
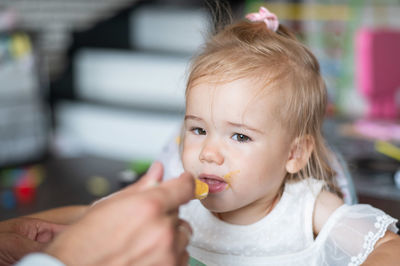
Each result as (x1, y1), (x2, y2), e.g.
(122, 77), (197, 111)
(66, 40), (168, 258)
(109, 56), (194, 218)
(26, 205), (88, 224)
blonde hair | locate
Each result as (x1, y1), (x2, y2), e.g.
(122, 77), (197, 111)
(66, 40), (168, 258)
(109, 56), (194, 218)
(186, 20), (341, 196)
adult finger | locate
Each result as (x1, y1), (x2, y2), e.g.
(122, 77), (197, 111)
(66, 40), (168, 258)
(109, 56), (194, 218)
(131, 161), (164, 190)
(175, 219), (192, 253)
(139, 171), (195, 214)
(178, 250), (190, 266)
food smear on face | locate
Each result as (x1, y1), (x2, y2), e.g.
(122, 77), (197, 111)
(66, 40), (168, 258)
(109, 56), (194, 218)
(195, 178), (209, 199)
(223, 170), (240, 186)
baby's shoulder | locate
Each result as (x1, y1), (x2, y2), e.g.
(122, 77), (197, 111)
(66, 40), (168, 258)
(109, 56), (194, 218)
(312, 190), (344, 235)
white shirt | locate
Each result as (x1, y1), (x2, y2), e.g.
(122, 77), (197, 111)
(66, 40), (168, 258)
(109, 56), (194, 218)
(180, 179), (398, 266)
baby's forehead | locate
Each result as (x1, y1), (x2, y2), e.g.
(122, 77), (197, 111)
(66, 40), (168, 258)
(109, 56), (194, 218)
(188, 77), (284, 116)
(188, 74), (279, 92)
(188, 76), (295, 128)
(187, 76), (285, 105)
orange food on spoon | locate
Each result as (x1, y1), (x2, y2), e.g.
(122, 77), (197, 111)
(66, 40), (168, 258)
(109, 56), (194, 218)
(195, 179), (209, 199)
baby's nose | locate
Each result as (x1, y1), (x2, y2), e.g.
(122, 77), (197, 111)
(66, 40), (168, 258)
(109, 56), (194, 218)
(199, 142), (224, 165)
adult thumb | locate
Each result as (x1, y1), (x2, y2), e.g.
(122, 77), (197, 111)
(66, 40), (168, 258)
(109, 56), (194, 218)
(134, 161), (164, 190)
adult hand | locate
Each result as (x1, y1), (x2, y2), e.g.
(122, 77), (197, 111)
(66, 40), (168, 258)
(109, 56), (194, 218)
(0, 217), (66, 265)
(45, 161), (195, 266)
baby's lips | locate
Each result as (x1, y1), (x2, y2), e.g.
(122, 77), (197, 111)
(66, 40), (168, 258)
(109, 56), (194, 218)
(195, 179), (209, 200)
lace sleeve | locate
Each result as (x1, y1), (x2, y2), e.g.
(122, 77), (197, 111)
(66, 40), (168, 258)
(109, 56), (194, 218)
(320, 204), (398, 266)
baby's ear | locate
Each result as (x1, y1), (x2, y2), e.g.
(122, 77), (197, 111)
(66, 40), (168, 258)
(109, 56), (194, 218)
(285, 135), (314, 174)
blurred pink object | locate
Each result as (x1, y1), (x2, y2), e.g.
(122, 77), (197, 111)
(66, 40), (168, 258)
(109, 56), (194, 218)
(354, 119), (400, 141)
(356, 28), (400, 119)
(246, 6), (279, 32)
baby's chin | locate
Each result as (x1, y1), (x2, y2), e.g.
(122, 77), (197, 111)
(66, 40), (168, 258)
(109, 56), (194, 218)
(199, 197), (237, 213)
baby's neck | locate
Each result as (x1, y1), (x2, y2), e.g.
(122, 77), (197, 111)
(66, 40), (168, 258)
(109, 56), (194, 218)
(213, 192), (281, 225)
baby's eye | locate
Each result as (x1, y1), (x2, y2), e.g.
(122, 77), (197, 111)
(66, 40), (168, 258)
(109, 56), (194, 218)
(232, 133), (251, 142)
(191, 127), (206, 135)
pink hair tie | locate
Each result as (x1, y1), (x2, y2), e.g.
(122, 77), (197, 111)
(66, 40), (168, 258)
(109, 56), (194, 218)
(245, 6), (279, 32)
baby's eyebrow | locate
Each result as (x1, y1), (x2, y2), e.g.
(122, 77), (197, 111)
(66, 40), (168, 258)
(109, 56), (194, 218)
(227, 122), (264, 134)
(184, 115), (203, 121)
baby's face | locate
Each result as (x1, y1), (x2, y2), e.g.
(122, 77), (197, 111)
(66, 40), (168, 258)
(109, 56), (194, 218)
(182, 78), (293, 225)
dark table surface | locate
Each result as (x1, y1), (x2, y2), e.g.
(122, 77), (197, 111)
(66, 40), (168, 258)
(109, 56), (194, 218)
(1, 155), (128, 220)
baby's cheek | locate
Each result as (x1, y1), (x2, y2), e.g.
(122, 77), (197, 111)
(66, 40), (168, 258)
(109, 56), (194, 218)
(227, 178), (246, 196)
(181, 147), (196, 171)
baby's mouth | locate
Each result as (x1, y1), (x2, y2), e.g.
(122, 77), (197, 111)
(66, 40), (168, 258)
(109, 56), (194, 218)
(199, 175), (228, 193)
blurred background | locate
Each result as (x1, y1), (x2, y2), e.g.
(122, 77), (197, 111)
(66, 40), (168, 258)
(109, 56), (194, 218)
(0, 0), (399, 221)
